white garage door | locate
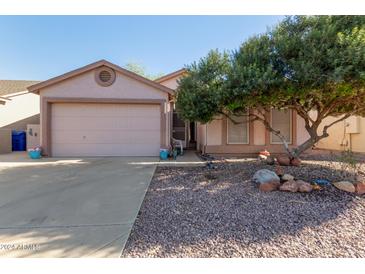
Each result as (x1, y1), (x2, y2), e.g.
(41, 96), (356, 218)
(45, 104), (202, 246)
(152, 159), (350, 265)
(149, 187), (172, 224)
(51, 103), (161, 157)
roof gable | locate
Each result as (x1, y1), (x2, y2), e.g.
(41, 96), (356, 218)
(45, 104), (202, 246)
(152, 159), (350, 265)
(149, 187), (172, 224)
(155, 68), (186, 84)
(28, 60), (174, 95)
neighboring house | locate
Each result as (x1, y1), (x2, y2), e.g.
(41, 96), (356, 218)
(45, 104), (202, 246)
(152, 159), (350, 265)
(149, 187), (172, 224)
(0, 80), (40, 130)
(0, 96), (9, 105)
(0, 80), (40, 153)
(27, 60), (174, 157)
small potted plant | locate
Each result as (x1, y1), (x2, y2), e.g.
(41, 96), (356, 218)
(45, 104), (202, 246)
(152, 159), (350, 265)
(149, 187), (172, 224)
(28, 146), (42, 159)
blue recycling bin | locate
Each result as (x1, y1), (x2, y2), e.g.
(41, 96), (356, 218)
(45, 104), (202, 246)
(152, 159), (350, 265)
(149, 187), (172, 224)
(12, 130), (26, 151)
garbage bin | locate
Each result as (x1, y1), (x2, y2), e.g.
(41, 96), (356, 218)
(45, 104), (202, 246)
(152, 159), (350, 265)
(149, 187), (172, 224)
(12, 130), (26, 151)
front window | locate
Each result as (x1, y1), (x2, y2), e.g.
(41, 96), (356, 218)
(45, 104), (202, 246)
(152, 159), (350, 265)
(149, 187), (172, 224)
(270, 109), (292, 144)
(227, 114), (249, 144)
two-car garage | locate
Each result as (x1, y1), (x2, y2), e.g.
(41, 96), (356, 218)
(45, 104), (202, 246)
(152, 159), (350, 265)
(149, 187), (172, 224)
(28, 60), (173, 157)
(51, 103), (161, 157)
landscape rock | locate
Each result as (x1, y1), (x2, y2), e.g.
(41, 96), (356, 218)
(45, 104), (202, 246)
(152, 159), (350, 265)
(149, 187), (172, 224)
(297, 180), (313, 193)
(253, 169), (280, 192)
(290, 158), (302, 167)
(333, 181), (356, 193)
(282, 174), (295, 181)
(277, 156), (291, 166)
(279, 180), (299, 192)
(124, 155), (365, 258)
(259, 181), (281, 192)
(253, 169), (280, 184)
(275, 164), (284, 176)
(355, 182), (365, 195)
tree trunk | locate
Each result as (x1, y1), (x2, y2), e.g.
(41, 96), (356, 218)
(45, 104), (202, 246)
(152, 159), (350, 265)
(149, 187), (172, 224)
(291, 138), (317, 158)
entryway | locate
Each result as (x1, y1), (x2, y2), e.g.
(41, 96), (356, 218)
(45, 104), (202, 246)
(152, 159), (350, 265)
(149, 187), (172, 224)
(172, 111), (196, 150)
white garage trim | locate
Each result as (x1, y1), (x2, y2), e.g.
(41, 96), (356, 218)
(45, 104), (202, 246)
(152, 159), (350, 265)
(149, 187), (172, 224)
(41, 97), (166, 156)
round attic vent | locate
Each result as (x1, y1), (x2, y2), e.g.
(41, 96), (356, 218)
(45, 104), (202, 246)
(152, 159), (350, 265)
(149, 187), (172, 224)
(95, 67), (116, 87)
(99, 70), (112, 82)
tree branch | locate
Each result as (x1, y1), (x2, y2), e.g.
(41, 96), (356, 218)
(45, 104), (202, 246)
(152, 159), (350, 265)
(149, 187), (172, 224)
(249, 112), (295, 158)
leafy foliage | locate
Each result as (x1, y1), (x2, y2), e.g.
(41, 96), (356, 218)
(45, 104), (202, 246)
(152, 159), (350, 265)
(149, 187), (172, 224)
(124, 62), (163, 80)
(176, 16), (365, 158)
(176, 50), (231, 123)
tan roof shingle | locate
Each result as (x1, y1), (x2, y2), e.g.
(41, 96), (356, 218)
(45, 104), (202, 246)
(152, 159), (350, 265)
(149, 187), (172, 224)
(0, 80), (40, 96)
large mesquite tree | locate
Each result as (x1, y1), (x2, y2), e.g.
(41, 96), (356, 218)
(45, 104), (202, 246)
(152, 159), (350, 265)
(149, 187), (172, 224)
(176, 16), (365, 159)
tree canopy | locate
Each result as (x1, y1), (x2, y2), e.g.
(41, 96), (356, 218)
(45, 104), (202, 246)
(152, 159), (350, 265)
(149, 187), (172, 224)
(124, 62), (163, 80)
(176, 16), (365, 158)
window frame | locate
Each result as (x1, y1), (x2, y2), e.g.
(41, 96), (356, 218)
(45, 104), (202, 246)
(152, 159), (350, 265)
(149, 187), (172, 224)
(226, 112), (250, 145)
(270, 108), (292, 144)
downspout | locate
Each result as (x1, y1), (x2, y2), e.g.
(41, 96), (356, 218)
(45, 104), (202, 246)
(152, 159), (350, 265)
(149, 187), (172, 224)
(341, 120), (347, 150)
(342, 119), (353, 151)
(349, 133), (353, 151)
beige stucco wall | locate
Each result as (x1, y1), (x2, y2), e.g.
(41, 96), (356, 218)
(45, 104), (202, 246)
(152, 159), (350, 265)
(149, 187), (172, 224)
(315, 116), (346, 151)
(0, 129), (11, 154)
(0, 92), (40, 130)
(207, 118), (222, 145)
(39, 68), (171, 151)
(296, 115), (310, 146)
(199, 111), (312, 155)
(4, 114), (40, 131)
(196, 123), (206, 152)
(41, 70), (168, 100)
(194, 116), (225, 149)
(315, 115), (365, 153)
(158, 76), (180, 90)
(350, 117), (365, 152)
(253, 120), (266, 145)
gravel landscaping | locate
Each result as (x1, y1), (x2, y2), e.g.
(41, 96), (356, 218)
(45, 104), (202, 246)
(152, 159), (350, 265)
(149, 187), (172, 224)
(122, 155), (365, 258)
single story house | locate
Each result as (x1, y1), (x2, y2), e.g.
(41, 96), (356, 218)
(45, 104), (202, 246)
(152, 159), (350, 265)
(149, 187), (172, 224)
(25, 59), (318, 157)
(27, 60), (175, 157)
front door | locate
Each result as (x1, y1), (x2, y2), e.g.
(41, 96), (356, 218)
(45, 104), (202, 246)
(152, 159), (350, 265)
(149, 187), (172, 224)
(172, 111), (187, 147)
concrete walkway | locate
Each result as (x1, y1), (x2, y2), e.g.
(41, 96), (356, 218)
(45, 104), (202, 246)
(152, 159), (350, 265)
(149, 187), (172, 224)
(0, 152), (157, 257)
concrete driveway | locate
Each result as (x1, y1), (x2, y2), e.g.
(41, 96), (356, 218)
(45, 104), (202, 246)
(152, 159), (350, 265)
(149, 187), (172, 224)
(0, 152), (158, 257)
